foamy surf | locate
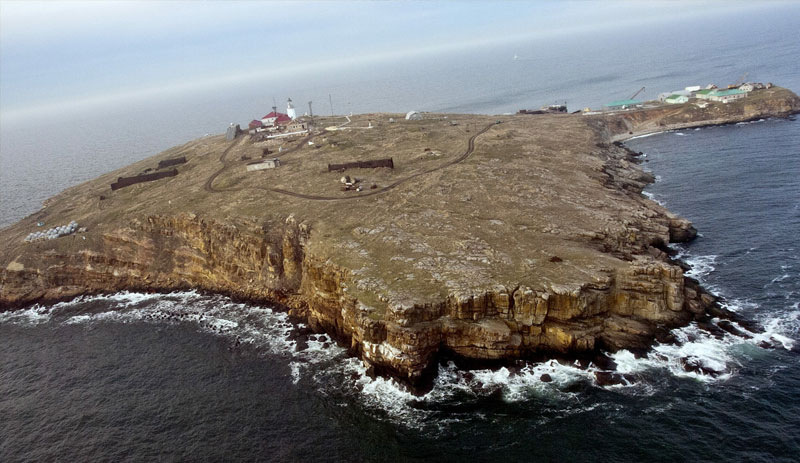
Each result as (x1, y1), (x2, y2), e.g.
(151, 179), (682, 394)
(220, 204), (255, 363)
(626, 131), (668, 141)
(1, 284), (797, 430)
(310, 356), (607, 431)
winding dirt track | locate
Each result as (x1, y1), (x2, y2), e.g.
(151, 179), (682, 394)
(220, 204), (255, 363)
(204, 132), (315, 193)
(204, 122), (497, 201)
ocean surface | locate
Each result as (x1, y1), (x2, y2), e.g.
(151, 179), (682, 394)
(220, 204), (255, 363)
(2, 7), (800, 462)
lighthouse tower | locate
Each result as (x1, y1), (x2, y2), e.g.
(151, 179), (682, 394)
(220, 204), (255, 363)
(286, 98), (297, 120)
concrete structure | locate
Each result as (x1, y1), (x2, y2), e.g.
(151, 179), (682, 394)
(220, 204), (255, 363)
(265, 130), (309, 139)
(709, 89), (747, 103)
(225, 123), (241, 141)
(665, 95), (689, 104)
(405, 111), (422, 120)
(246, 158), (281, 171)
(286, 119), (307, 132)
(287, 98), (297, 120)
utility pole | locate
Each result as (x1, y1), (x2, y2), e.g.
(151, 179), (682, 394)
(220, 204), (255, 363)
(329, 94), (334, 116)
(308, 101), (314, 128)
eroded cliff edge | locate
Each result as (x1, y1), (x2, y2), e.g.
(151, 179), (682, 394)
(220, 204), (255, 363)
(2, 87), (799, 387)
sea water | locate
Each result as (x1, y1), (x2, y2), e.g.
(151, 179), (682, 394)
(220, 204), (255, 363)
(2, 8), (800, 462)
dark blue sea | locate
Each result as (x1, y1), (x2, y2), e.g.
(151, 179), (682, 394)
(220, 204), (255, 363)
(2, 7), (800, 462)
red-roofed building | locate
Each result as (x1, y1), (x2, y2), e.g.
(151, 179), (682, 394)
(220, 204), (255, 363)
(249, 119), (263, 129)
(261, 111), (291, 126)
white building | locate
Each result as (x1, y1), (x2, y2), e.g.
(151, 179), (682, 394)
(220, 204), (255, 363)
(739, 83), (755, 92)
(287, 98), (297, 120)
(685, 86), (701, 92)
(405, 111), (422, 120)
(246, 158), (281, 171)
(665, 95), (689, 104)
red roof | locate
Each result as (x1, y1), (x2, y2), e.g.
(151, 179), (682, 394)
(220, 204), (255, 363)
(262, 111), (289, 120)
(249, 119), (263, 128)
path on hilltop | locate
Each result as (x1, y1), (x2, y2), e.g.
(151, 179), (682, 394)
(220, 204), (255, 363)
(203, 122), (497, 201)
(204, 132), (315, 193)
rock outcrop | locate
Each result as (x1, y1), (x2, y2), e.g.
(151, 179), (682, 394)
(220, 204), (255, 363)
(2, 86), (798, 388)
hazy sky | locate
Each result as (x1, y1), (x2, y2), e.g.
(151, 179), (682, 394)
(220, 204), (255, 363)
(0, 1), (790, 117)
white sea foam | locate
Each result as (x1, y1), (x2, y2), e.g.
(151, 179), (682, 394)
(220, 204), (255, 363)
(770, 273), (791, 284)
(736, 119), (767, 126)
(610, 324), (735, 383)
(642, 190), (666, 206)
(0, 305), (56, 325)
(4, 287), (798, 428)
(682, 253), (718, 280)
(626, 131), (665, 140)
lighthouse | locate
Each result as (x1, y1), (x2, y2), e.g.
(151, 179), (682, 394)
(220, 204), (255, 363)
(286, 98), (296, 120)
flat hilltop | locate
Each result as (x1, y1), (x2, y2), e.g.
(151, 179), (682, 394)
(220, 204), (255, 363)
(2, 86), (799, 386)
(1, 112), (667, 307)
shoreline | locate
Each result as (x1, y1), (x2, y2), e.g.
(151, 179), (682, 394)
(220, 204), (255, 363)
(2, 87), (799, 389)
(611, 113), (796, 143)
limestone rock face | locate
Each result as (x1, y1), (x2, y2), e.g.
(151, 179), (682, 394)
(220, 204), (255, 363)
(2, 88), (798, 387)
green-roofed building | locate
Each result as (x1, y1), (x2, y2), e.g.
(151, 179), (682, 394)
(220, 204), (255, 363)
(665, 94), (689, 104)
(709, 88), (747, 103)
(604, 99), (642, 109)
(695, 89), (714, 99)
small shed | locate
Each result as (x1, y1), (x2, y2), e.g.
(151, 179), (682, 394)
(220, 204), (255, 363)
(246, 158), (281, 171)
(405, 111), (422, 120)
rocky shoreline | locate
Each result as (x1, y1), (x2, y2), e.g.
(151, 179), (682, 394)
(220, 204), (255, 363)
(2, 87), (799, 390)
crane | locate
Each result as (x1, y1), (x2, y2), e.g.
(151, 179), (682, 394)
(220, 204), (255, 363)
(735, 72), (749, 86)
(629, 86), (646, 100)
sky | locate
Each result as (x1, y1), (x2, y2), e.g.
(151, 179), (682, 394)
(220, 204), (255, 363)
(0, 1), (792, 119)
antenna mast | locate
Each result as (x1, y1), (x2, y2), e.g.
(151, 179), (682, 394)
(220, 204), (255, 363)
(329, 94), (334, 116)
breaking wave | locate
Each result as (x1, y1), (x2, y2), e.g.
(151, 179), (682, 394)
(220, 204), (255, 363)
(1, 271), (797, 430)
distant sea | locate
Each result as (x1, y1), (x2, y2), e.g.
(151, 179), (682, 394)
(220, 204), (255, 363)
(2, 7), (799, 462)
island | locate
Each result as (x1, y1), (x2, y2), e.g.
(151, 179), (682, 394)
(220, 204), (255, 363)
(2, 85), (799, 389)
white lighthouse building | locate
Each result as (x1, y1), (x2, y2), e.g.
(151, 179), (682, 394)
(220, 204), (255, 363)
(286, 98), (297, 120)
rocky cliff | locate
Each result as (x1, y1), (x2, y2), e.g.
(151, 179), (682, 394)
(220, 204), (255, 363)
(2, 87), (799, 388)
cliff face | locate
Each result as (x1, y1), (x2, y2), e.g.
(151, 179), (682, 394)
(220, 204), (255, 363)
(1, 207), (703, 385)
(2, 87), (798, 387)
